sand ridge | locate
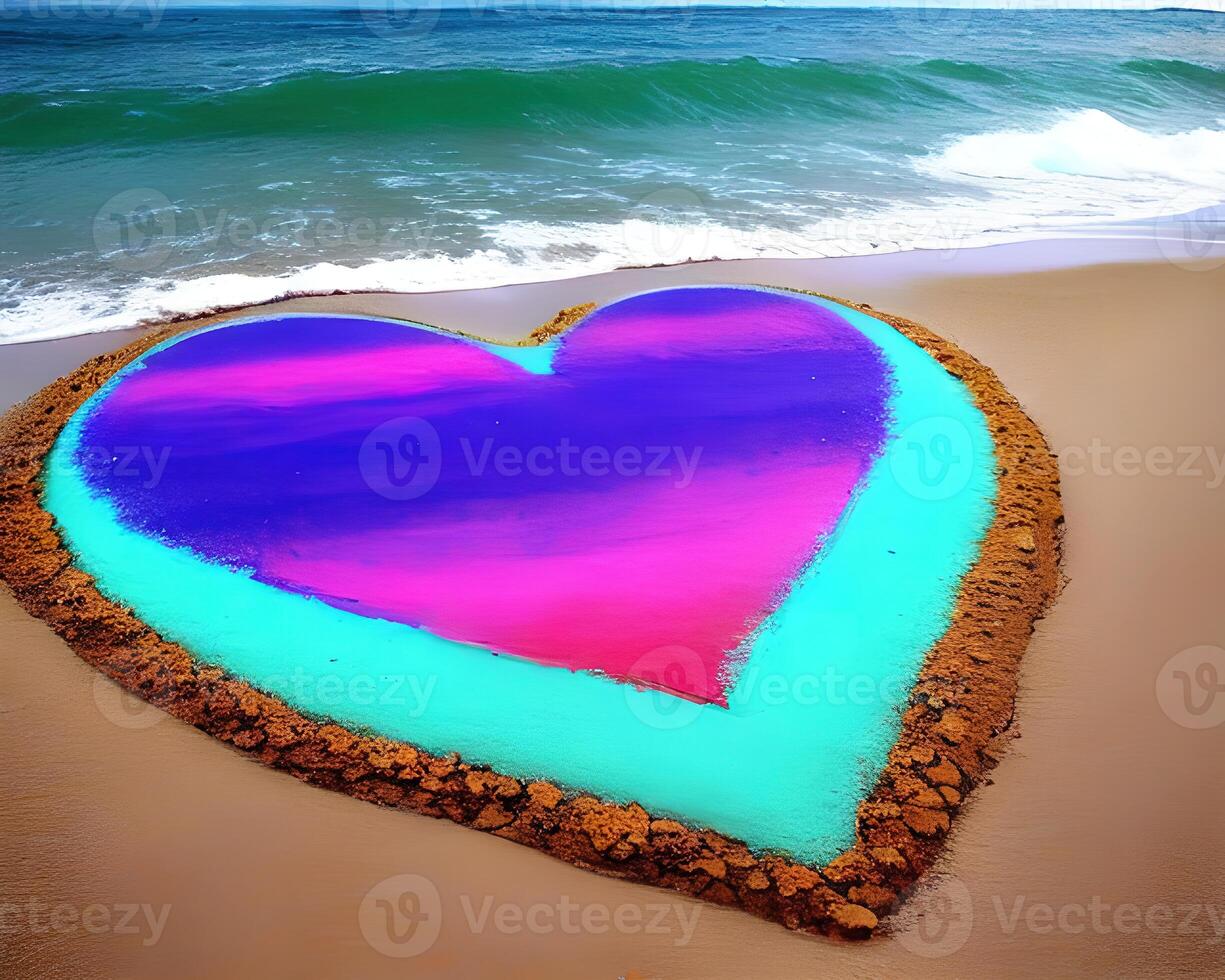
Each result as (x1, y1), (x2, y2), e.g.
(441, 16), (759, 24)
(0, 291), (1062, 939)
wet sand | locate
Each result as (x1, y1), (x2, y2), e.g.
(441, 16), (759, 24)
(3, 238), (1225, 977)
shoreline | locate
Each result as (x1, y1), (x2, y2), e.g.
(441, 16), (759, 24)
(2, 212), (1222, 362)
(2, 245), (1224, 976)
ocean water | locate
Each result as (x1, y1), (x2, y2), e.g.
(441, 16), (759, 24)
(3, 6), (1225, 342)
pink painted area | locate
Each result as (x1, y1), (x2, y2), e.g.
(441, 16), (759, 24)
(258, 458), (864, 704)
(113, 340), (515, 410)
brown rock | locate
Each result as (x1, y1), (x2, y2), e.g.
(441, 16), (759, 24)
(869, 846), (908, 871)
(849, 883), (897, 912)
(721, 845), (757, 869)
(771, 863), (822, 897)
(902, 806), (950, 837)
(907, 786), (946, 808)
(701, 882), (737, 906)
(682, 856), (727, 880)
(745, 870), (771, 891)
(1010, 526), (1036, 552)
(902, 744), (936, 765)
(526, 302), (596, 344)
(568, 797), (649, 852)
(363, 780), (406, 806)
(606, 840), (638, 862)
(526, 781), (563, 809)
(935, 711), (969, 744)
(829, 903), (878, 936)
(465, 770), (522, 799)
(823, 850), (873, 883)
(472, 803), (514, 830)
(925, 759), (962, 786)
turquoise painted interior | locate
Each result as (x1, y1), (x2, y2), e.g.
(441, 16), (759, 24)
(42, 291), (996, 864)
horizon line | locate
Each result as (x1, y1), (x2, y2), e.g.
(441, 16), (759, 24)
(10, 0), (1223, 10)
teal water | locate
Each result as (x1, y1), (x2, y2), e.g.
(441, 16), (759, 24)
(3, 7), (1224, 341)
(43, 290), (995, 863)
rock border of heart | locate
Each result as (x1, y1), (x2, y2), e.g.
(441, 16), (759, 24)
(0, 289), (1063, 940)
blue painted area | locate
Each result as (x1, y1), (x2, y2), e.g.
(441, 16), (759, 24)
(42, 290), (995, 864)
(473, 338), (558, 374)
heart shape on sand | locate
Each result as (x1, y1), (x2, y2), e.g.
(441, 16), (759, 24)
(66, 287), (891, 705)
(18, 281), (1063, 934)
(45, 285), (1007, 868)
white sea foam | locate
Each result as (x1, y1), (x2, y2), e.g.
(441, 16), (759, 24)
(3, 109), (1223, 345)
(924, 109), (1225, 188)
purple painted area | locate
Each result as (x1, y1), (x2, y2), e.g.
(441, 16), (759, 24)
(74, 287), (891, 704)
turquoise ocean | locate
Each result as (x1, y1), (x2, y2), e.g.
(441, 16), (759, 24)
(3, 5), (1224, 341)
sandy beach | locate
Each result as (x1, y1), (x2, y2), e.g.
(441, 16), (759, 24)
(2, 237), (1224, 978)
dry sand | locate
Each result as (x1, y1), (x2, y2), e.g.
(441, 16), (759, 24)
(2, 238), (1224, 978)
